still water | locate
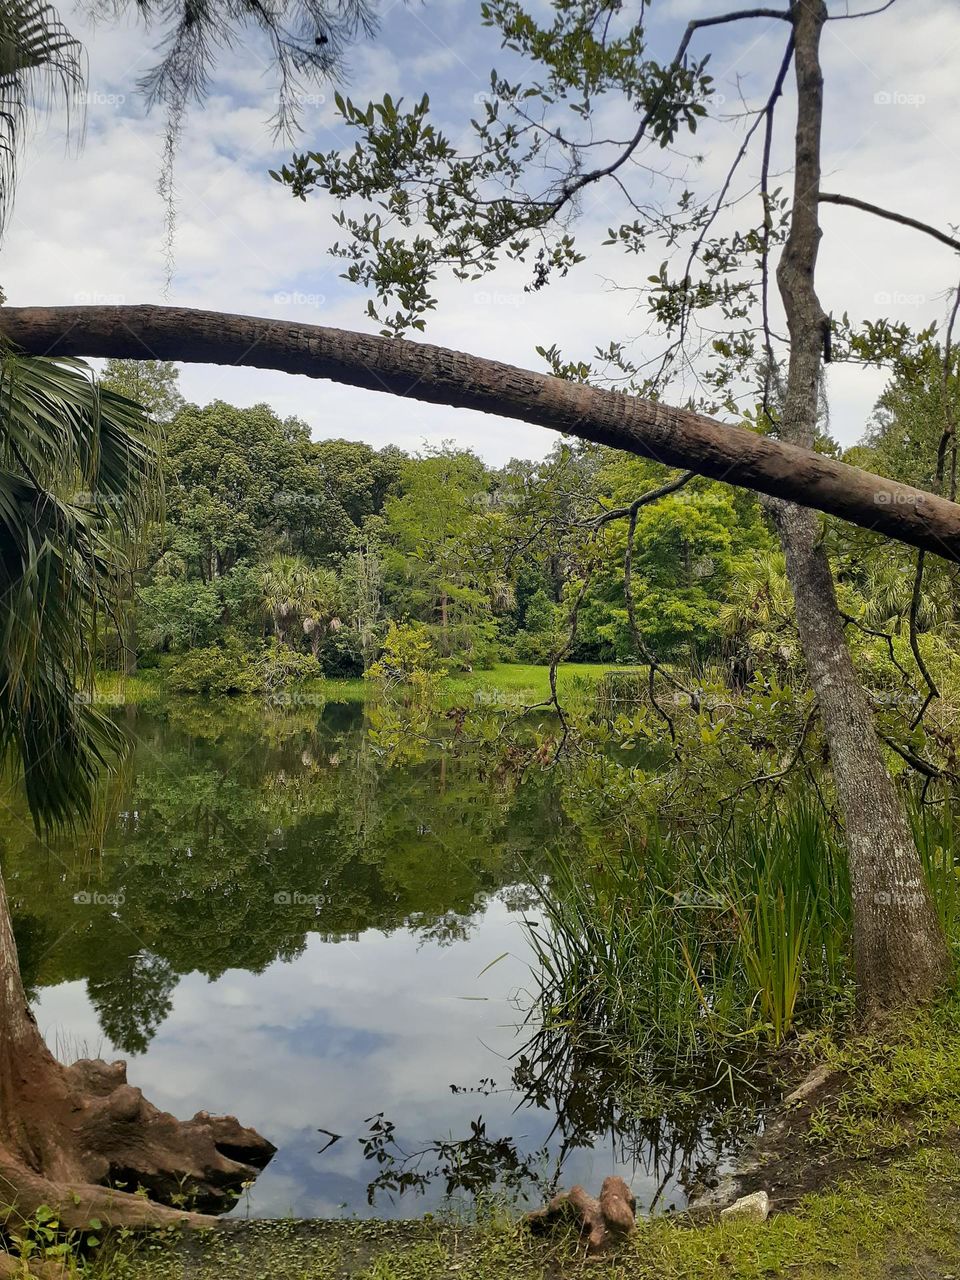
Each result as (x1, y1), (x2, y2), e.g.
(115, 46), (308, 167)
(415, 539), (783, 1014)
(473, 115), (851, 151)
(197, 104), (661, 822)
(2, 698), (746, 1219)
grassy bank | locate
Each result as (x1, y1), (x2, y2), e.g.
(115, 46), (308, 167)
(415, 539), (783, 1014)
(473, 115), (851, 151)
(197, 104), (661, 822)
(94, 1150), (960, 1279)
(95, 662), (613, 708)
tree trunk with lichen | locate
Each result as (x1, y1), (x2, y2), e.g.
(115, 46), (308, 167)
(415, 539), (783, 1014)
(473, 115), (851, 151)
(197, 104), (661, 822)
(771, 0), (951, 1015)
(0, 865), (274, 1252)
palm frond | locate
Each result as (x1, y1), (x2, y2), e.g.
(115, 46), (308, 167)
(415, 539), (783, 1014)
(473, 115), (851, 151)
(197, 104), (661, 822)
(0, 0), (84, 236)
(0, 352), (158, 828)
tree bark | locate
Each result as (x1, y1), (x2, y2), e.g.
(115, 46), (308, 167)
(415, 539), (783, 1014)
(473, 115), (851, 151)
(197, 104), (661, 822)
(771, 0), (951, 1013)
(2, 306), (960, 561)
(0, 864), (275, 1237)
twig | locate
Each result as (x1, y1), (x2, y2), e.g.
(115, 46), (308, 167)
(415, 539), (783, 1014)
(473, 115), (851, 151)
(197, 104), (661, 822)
(590, 471), (695, 528)
(908, 550), (938, 728)
(880, 733), (956, 781)
(909, 280), (960, 729)
(759, 35), (795, 417)
(818, 193), (960, 255)
(554, 9), (791, 214)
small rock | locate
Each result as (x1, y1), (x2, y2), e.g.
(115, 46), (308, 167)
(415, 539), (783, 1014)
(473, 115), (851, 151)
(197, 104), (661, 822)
(720, 1190), (770, 1222)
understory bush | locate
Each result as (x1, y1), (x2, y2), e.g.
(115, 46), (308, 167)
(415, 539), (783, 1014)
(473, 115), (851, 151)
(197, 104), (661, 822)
(167, 636), (322, 697)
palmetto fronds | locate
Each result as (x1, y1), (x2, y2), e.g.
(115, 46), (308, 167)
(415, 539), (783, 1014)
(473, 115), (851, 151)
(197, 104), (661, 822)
(261, 554), (340, 648)
(0, 352), (156, 825)
(0, 0), (84, 237)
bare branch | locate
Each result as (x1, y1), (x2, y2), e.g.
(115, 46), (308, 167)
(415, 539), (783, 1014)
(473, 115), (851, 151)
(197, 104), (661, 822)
(827, 0), (897, 18)
(590, 470), (695, 528)
(818, 193), (960, 255)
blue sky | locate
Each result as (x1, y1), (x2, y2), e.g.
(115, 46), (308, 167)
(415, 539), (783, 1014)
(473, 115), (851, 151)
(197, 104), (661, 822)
(5, 0), (960, 464)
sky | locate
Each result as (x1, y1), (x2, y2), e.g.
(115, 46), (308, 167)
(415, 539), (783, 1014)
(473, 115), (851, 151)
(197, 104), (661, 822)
(4, 0), (960, 466)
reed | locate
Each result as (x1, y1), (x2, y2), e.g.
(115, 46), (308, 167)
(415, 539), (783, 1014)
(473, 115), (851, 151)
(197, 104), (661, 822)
(525, 799), (855, 1074)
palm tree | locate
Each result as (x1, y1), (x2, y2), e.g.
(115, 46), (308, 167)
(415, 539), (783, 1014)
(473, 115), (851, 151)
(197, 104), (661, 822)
(719, 550), (799, 690)
(0, 0), (83, 234)
(261, 553), (340, 653)
(0, 354), (274, 1241)
(262, 553), (312, 643)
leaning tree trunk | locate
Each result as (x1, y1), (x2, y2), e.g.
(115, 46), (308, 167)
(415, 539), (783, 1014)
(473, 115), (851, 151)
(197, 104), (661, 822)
(3, 306), (960, 561)
(0, 865), (275, 1244)
(772, 0), (951, 1014)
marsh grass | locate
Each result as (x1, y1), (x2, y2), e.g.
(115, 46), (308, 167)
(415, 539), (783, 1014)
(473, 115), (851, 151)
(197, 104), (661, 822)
(525, 800), (856, 1077)
(911, 798), (960, 942)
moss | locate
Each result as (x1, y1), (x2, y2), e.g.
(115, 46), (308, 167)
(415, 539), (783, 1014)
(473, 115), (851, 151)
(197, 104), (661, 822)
(799, 994), (960, 1158)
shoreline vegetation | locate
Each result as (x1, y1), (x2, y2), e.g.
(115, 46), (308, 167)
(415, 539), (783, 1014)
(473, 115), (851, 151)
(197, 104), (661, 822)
(21, 667), (951, 1279)
(93, 662), (613, 709)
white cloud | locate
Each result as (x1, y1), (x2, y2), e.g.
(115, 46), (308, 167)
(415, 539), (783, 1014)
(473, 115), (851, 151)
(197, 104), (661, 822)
(3, 0), (959, 465)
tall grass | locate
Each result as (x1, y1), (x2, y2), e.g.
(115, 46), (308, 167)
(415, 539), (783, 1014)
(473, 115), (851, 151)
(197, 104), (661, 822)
(911, 798), (960, 942)
(525, 801), (854, 1075)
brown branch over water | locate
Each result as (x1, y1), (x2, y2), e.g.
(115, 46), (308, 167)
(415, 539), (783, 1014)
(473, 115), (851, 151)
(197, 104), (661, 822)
(5, 305), (960, 560)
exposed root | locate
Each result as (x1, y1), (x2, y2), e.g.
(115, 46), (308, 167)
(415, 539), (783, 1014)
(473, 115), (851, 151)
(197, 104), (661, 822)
(526, 1176), (637, 1253)
(0, 1053), (274, 1234)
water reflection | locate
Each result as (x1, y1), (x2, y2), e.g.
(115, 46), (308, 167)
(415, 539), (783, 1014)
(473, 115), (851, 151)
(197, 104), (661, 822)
(1, 698), (761, 1217)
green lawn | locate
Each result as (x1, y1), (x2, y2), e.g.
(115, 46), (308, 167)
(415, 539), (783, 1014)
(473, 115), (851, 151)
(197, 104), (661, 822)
(441, 662), (612, 703)
(95, 663), (615, 707)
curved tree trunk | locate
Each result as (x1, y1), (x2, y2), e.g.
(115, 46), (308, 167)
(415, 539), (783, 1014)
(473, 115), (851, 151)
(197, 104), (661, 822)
(0, 866), (274, 1246)
(2, 306), (960, 561)
(771, 0), (951, 1014)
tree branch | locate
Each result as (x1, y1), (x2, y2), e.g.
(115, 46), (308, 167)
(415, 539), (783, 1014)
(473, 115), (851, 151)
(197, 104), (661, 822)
(5, 304), (960, 560)
(555, 8), (791, 212)
(590, 470), (695, 528)
(818, 193), (960, 255)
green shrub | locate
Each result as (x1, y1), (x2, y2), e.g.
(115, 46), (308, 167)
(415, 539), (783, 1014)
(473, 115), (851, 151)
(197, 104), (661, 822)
(368, 620), (438, 681)
(167, 637), (261, 696)
(261, 638), (322, 693)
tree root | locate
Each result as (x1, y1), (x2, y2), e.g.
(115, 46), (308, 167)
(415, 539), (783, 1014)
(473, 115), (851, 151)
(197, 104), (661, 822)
(526, 1176), (637, 1253)
(0, 1053), (275, 1236)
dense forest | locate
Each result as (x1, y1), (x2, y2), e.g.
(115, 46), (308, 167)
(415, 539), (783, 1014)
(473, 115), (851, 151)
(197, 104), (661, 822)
(99, 351), (960, 766)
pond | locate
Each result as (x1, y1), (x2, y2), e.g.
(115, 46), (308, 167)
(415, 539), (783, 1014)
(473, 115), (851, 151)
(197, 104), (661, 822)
(1, 698), (756, 1219)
